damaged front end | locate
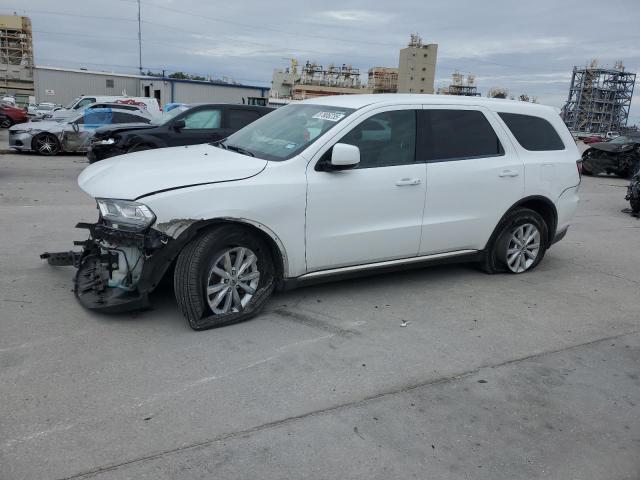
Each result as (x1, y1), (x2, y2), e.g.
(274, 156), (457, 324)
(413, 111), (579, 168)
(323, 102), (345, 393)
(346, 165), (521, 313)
(626, 171), (640, 214)
(41, 199), (192, 313)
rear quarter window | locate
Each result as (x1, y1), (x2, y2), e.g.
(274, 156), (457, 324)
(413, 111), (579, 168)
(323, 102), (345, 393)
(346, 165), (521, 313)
(498, 112), (565, 151)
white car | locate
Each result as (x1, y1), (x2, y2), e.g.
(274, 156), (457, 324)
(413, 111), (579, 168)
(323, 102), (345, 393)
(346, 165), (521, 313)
(49, 95), (161, 120)
(43, 94), (581, 330)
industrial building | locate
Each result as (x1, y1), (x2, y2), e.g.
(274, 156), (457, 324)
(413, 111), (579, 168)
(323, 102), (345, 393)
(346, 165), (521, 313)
(368, 67), (398, 94)
(271, 59), (369, 100)
(397, 34), (438, 94)
(0, 15), (34, 102)
(562, 61), (636, 134)
(32, 66), (269, 107)
(437, 72), (480, 96)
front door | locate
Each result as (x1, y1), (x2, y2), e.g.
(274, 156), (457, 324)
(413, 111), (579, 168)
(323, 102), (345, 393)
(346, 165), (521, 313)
(419, 106), (524, 254)
(305, 106), (426, 271)
(171, 107), (223, 146)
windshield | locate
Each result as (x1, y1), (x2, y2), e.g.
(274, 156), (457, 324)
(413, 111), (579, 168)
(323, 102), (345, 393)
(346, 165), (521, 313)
(65, 97), (80, 109)
(222, 103), (355, 161)
(151, 105), (189, 125)
(610, 136), (638, 144)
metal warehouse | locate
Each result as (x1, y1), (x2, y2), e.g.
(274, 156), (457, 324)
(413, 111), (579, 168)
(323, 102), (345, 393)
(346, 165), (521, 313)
(33, 66), (269, 106)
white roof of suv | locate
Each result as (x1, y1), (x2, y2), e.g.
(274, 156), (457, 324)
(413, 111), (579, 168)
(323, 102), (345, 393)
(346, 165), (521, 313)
(301, 93), (556, 115)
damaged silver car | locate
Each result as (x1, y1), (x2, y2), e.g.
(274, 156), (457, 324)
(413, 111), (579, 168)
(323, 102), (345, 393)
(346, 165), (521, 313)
(9, 107), (151, 155)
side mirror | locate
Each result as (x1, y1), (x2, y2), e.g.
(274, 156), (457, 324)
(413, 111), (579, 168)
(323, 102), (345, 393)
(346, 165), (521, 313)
(173, 118), (186, 131)
(71, 122), (79, 133)
(329, 143), (360, 170)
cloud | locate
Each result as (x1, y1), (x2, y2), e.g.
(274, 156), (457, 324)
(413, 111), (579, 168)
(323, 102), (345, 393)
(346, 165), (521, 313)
(318, 10), (390, 24)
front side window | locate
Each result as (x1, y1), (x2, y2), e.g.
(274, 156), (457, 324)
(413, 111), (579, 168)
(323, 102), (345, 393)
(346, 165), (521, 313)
(184, 109), (222, 129)
(421, 109), (504, 161)
(224, 104), (354, 161)
(151, 105), (189, 125)
(498, 112), (564, 151)
(339, 110), (416, 168)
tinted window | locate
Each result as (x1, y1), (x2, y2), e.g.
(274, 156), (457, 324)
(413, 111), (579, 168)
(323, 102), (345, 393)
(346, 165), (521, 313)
(340, 110), (416, 168)
(183, 109), (222, 129)
(113, 112), (148, 123)
(228, 109), (261, 130)
(498, 112), (564, 151)
(421, 109), (504, 161)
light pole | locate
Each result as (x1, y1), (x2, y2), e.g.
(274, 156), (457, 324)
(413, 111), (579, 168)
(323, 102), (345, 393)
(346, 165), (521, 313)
(137, 0), (142, 74)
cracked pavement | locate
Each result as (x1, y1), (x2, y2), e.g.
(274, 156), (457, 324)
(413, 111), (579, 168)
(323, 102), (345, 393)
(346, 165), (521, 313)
(1, 150), (639, 479)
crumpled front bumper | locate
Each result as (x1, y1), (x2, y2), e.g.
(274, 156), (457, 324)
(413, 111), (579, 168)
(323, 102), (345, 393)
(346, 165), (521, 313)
(41, 221), (177, 313)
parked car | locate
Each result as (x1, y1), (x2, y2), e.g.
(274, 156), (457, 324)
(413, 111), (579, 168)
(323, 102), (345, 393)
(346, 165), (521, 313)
(582, 135), (607, 144)
(27, 102), (57, 120)
(0, 102), (28, 128)
(9, 107), (151, 155)
(87, 103), (273, 162)
(581, 134), (640, 177)
(41, 95), (580, 330)
(48, 95), (161, 120)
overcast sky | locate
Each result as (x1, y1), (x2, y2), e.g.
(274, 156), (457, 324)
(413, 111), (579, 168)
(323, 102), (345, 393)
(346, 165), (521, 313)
(6, 0), (640, 122)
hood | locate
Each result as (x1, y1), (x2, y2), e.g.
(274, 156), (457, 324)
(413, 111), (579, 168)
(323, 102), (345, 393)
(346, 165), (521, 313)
(589, 141), (634, 153)
(9, 120), (64, 132)
(78, 143), (268, 200)
(94, 123), (155, 137)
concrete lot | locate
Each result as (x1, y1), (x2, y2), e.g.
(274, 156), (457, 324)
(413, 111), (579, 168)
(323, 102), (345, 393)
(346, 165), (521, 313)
(1, 149), (639, 480)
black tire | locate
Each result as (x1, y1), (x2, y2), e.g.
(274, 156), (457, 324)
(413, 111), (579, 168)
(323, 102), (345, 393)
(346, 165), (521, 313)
(174, 225), (276, 330)
(0, 118), (12, 128)
(631, 198), (640, 214)
(33, 133), (61, 156)
(480, 208), (548, 274)
(581, 163), (594, 175)
(127, 143), (152, 154)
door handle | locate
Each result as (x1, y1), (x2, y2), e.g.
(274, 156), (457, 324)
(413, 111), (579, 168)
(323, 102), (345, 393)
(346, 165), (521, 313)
(395, 178), (422, 186)
(498, 169), (519, 178)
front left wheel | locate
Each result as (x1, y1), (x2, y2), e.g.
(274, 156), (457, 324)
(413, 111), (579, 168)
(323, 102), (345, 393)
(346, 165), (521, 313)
(174, 225), (276, 330)
(33, 133), (61, 156)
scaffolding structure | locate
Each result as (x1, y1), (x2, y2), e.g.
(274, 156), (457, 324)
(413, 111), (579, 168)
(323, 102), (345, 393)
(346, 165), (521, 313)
(368, 67), (398, 94)
(0, 15), (34, 101)
(446, 72), (480, 96)
(299, 61), (361, 88)
(563, 61), (636, 134)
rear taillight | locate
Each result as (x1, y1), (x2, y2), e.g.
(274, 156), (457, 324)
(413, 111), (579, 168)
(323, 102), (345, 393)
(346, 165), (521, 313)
(576, 159), (583, 180)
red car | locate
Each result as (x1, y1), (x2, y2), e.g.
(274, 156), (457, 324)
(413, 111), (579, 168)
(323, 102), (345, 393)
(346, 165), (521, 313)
(0, 103), (28, 128)
(582, 135), (607, 144)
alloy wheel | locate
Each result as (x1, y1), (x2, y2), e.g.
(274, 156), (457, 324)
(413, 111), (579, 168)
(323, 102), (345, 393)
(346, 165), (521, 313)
(206, 247), (261, 314)
(36, 135), (58, 155)
(505, 223), (541, 273)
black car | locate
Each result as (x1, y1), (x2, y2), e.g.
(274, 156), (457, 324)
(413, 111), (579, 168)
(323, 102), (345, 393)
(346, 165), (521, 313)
(582, 134), (640, 178)
(87, 103), (273, 162)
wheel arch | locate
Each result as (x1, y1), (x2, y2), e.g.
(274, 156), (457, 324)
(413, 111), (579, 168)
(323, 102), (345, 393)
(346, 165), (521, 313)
(160, 217), (287, 281)
(488, 195), (558, 248)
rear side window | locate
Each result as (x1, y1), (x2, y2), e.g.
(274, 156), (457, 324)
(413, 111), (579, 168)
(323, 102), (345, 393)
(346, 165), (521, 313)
(498, 112), (564, 151)
(228, 109), (261, 130)
(420, 109), (504, 162)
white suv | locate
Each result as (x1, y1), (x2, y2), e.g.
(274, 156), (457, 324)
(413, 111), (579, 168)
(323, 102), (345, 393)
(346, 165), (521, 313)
(43, 94), (581, 330)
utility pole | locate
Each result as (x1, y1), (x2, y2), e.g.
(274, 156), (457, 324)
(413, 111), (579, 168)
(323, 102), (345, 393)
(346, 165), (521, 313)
(137, 0), (142, 74)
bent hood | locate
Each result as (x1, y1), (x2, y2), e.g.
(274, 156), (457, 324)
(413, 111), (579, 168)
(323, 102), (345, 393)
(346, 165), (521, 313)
(589, 141), (634, 153)
(78, 143), (268, 200)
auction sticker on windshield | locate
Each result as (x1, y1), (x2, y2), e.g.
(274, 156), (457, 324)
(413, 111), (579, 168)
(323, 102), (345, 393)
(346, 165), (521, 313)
(312, 111), (346, 122)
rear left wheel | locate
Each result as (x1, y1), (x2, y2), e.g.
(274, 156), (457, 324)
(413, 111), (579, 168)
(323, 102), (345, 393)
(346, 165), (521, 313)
(481, 208), (548, 274)
(0, 118), (12, 128)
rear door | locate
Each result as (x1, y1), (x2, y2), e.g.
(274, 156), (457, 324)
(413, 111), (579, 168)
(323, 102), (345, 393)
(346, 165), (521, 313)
(419, 106), (523, 254)
(223, 108), (263, 138)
